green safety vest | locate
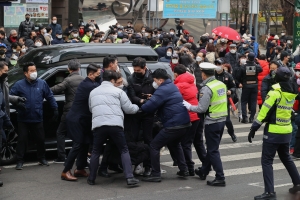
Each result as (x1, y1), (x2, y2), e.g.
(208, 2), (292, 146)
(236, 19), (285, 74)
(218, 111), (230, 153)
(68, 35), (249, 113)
(115, 38), (122, 43)
(153, 44), (160, 49)
(206, 79), (228, 119)
(256, 83), (297, 134)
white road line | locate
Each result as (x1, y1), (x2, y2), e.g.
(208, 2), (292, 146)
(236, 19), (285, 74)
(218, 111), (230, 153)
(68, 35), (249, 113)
(248, 182), (293, 188)
(222, 131), (263, 139)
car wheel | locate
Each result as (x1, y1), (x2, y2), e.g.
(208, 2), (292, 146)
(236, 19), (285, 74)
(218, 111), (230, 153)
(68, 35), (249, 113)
(1, 130), (18, 165)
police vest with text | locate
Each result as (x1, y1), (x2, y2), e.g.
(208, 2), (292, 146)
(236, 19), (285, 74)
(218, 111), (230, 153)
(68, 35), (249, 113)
(206, 79), (228, 119)
(243, 64), (258, 85)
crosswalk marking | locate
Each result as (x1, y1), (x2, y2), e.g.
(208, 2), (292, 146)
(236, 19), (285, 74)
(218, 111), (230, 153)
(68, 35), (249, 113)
(222, 131), (263, 139)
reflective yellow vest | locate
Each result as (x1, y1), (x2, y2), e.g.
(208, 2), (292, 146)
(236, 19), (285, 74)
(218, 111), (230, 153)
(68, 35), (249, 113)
(256, 83), (297, 134)
(206, 79), (228, 118)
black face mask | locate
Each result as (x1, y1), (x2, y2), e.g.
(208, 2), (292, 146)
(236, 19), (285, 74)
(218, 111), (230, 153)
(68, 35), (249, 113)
(0, 73), (8, 79)
(135, 72), (145, 78)
(270, 70), (276, 78)
(0, 50), (5, 55)
(26, 17), (30, 21)
(95, 76), (101, 82)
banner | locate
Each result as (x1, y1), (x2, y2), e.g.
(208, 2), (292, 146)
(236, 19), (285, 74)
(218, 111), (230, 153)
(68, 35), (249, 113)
(26, 4), (48, 18)
(4, 4), (26, 27)
(162, 0), (218, 19)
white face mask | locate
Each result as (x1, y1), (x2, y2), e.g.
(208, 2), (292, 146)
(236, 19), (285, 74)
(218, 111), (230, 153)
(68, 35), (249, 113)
(89, 27), (94, 31)
(172, 59), (178, 64)
(182, 23), (185, 25)
(196, 56), (202, 62)
(57, 35), (62, 39)
(277, 54), (281, 59)
(296, 71), (300, 77)
(21, 48), (26, 53)
(157, 34), (161, 38)
(287, 40), (291, 44)
(117, 84), (124, 89)
(242, 44), (247, 48)
(209, 39), (213, 43)
(13, 49), (17, 52)
(42, 29), (47, 33)
(52, 20), (57, 24)
(230, 49), (236, 54)
(216, 66), (222, 72)
(29, 72), (37, 80)
(170, 32), (174, 35)
(73, 34), (78, 38)
(35, 42), (42, 47)
(166, 52), (172, 57)
(240, 59), (246, 64)
(127, 24), (131, 27)
(144, 33), (149, 37)
(281, 33), (285, 36)
(152, 81), (159, 89)
(142, 30), (145, 33)
(113, 34), (117, 39)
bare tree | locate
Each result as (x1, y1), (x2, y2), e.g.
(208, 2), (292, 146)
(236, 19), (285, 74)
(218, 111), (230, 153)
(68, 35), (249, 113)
(280, 0), (294, 35)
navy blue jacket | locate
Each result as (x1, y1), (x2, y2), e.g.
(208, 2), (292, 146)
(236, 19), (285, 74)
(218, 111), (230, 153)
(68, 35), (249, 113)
(51, 37), (64, 45)
(10, 78), (57, 123)
(141, 79), (190, 128)
(66, 77), (100, 144)
(155, 46), (167, 58)
(49, 23), (62, 38)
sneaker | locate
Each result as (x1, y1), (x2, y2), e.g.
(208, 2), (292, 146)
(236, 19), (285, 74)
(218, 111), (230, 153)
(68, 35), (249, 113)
(176, 170), (189, 177)
(38, 159), (49, 166)
(290, 148), (294, 155)
(53, 158), (66, 163)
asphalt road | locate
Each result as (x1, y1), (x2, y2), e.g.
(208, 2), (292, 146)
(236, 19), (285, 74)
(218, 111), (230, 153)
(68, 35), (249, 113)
(1, 115), (300, 200)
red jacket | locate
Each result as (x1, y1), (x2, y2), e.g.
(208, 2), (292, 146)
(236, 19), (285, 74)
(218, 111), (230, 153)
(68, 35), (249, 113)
(257, 60), (270, 105)
(174, 73), (199, 122)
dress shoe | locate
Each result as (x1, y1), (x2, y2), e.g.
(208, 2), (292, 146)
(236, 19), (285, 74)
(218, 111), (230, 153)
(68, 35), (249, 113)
(15, 162), (23, 170)
(176, 170), (189, 177)
(142, 174), (162, 182)
(143, 167), (151, 177)
(127, 177), (140, 185)
(188, 169), (195, 176)
(74, 169), (89, 177)
(195, 168), (206, 180)
(254, 192), (276, 200)
(38, 159), (49, 166)
(289, 185), (300, 194)
(231, 134), (237, 142)
(0, 180), (3, 187)
(241, 118), (248, 123)
(207, 179), (226, 186)
(87, 179), (95, 185)
(61, 171), (78, 181)
(98, 170), (111, 178)
(108, 165), (123, 173)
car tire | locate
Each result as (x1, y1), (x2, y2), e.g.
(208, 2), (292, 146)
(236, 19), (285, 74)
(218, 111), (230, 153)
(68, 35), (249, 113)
(1, 130), (18, 165)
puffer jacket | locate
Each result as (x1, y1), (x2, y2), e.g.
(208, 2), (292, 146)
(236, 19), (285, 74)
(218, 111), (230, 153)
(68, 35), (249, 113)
(193, 62), (203, 90)
(18, 20), (35, 38)
(206, 52), (217, 64)
(257, 60), (270, 105)
(224, 52), (240, 72)
(89, 81), (139, 130)
(174, 73), (199, 122)
(141, 79), (190, 128)
(51, 72), (84, 117)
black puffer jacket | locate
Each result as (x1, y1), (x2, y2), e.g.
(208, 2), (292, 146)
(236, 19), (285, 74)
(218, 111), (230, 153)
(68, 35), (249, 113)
(127, 69), (155, 107)
(193, 62), (203, 90)
(18, 20), (35, 38)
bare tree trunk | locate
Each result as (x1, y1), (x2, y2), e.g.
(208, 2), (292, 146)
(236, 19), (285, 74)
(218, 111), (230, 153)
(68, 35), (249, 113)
(280, 0), (294, 35)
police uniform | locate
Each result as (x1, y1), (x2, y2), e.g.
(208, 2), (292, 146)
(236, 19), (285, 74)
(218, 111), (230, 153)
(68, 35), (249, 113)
(185, 62), (227, 186)
(249, 67), (300, 199)
(239, 52), (262, 123)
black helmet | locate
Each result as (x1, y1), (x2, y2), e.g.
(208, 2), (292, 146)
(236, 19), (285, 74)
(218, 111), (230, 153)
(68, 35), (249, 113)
(275, 67), (291, 82)
(214, 58), (224, 65)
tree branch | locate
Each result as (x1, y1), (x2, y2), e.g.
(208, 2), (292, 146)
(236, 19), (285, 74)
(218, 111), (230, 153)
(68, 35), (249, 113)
(283, 0), (294, 7)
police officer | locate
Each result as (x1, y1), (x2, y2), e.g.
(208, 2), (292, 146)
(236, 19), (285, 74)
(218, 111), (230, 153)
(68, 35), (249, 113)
(248, 67), (300, 199)
(215, 59), (237, 142)
(238, 52), (262, 123)
(183, 62), (227, 187)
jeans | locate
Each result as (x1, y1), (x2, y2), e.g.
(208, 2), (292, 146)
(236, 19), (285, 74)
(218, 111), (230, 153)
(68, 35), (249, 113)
(89, 126), (133, 181)
(262, 142), (300, 193)
(150, 127), (189, 176)
(16, 122), (46, 162)
(63, 142), (89, 172)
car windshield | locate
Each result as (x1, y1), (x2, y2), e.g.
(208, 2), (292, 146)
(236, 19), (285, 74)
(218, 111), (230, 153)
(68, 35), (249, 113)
(8, 67), (49, 88)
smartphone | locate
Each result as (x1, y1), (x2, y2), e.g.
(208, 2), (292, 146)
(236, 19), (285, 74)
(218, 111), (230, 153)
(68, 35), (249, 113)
(91, 20), (94, 22)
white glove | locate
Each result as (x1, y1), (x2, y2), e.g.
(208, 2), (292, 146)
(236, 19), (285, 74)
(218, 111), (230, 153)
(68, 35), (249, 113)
(182, 100), (191, 110)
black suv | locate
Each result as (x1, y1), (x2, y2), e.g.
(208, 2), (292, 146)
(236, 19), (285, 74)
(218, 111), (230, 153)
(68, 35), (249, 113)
(1, 43), (172, 165)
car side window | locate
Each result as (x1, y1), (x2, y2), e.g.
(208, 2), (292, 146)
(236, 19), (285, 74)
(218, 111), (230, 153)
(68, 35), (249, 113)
(45, 69), (70, 90)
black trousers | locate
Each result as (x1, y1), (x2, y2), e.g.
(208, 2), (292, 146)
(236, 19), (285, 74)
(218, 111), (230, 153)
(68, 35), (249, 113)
(0, 119), (2, 166)
(56, 118), (67, 160)
(89, 126), (133, 181)
(63, 142), (89, 172)
(16, 122), (45, 162)
(241, 87), (258, 120)
(226, 105), (234, 136)
(262, 142), (300, 193)
(193, 113), (207, 163)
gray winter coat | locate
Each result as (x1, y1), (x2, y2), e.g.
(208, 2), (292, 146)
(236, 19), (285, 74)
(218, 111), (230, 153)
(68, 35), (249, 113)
(89, 81), (139, 130)
(1, 79), (18, 117)
(51, 71), (84, 119)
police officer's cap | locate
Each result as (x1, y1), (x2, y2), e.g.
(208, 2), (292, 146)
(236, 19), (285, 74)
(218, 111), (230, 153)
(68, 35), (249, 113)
(276, 67), (291, 82)
(214, 58), (224, 65)
(200, 62), (217, 71)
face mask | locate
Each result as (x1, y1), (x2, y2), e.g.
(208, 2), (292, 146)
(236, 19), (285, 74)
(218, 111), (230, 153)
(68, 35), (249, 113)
(183, 23), (185, 25)
(57, 35), (62, 39)
(277, 54), (281, 59)
(281, 33), (285, 36)
(196, 56), (202, 62)
(216, 66), (222, 72)
(157, 34), (161, 38)
(21, 48), (26, 53)
(26, 17), (30, 21)
(270, 70), (276, 78)
(52, 20), (57, 24)
(42, 29), (47, 33)
(221, 39), (225, 43)
(166, 52), (172, 57)
(127, 24), (131, 27)
(13, 49), (17, 52)
(88, 33), (92, 37)
(73, 34), (78, 37)
(95, 75), (101, 82)
(135, 72), (144, 78)
(170, 32), (174, 35)
(117, 25), (120, 28)
(35, 42), (42, 47)
(30, 72), (37, 80)
(0, 50), (5, 55)
(296, 71), (300, 77)
(89, 27), (94, 31)
(172, 59), (178, 64)
(152, 81), (159, 89)
(0, 73), (8, 79)
(145, 33), (149, 37)
(297, 78), (300, 85)
(230, 49), (236, 54)
(242, 44), (247, 48)
(287, 40), (291, 44)
(142, 30), (145, 33)
(240, 59), (246, 64)
(209, 39), (213, 43)
(117, 84), (124, 89)
(113, 35), (117, 39)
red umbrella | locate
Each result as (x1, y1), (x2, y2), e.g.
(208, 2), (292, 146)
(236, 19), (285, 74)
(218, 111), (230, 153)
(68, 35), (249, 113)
(212, 26), (241, 41)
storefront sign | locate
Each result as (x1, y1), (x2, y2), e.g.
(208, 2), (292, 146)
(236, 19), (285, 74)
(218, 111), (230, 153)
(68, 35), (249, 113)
(163, 0), (218, 19)
(4, 4), (26, 27)
(26, 4), (48, 18)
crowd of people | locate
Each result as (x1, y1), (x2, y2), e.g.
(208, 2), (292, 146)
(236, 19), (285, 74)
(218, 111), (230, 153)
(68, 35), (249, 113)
(0, 14), (300, 199)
